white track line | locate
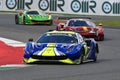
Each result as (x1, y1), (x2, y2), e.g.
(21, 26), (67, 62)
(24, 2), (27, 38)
(0, 64), (31, 67)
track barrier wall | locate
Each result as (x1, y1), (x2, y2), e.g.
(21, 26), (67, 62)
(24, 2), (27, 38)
(0, 0), (120, 16)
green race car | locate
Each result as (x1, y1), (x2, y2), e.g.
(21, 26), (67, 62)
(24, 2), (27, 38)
(15, 10), (53, 25)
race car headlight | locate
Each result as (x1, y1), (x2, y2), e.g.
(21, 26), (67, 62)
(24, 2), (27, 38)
(66, 46), (75, 53)
(28, 15), (32, 19)
(48, 15), (52, 19)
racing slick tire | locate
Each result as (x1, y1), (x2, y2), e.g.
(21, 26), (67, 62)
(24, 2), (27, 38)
(100, 35), (104, 41)
(79, 48), (85, 64)
(96, 34), (104, 41)
(23, 16), (26, 25)
(93, 44), (99, 62)
(15, 15), (19, 24)
(75, 48), (84, 65)
(80, 53), (84, 64)
(93, 52), (97, 62)
(48, 20), (53, 26)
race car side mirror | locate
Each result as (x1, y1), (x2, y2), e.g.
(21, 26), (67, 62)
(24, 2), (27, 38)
(19, 12), (23, 16)
(28, 38), (33, 42)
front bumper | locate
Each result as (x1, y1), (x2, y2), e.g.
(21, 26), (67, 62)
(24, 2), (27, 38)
(23, 56), (77, 64)
(26, 19), (52, 24)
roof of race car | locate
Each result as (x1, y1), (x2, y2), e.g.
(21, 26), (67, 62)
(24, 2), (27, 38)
(23, 9), (44, 14)
(68, 18), (90, 21)
(47, 30), (76, 34)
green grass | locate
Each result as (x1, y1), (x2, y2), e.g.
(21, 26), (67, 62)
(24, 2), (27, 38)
(95, 20), (120, 27)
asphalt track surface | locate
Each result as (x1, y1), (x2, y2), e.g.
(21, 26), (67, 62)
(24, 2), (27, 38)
(0, 14), (120, 80)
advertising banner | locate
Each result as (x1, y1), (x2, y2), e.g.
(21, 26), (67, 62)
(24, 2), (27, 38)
(0, 0), (3, 10)
(1, 0), (120, 16)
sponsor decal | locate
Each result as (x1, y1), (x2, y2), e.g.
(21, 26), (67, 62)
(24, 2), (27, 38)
(0, 1), (1, 6)
(38, 0), (49, 11)
(3, 0), (120, 15)
(6, 0), (32, 10)
(102, 1), (112, 14)
(71, 0), (96, 13)
(102, 1), (120, 14)
(6, 0), (16, 9)
(38, 0), (64, 11)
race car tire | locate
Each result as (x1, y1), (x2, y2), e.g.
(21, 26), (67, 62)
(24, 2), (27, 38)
(23, 16), (26, 25)
(93, 44), (99, 62)
(100, 35), (104, 41)
(80, 48), (85, 64)
(96, 34), (104, 41)
(15, 15), (19, 24)
(96, 44), (99, 53)
(93, 52), (97, 62)
(56, 27), (59, 30)
(80, 53), (84, 64)
(48, 20), (53, 26)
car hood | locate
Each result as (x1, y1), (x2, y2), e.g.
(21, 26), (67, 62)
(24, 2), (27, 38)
(26, 43), (82, 56)
(27, 14), (51, 20)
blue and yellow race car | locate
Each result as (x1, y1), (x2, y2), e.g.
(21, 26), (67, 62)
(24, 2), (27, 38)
(24, 31), (99, 64)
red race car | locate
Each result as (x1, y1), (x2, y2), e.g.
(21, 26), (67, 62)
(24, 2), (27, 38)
(57, 18), (104, 41)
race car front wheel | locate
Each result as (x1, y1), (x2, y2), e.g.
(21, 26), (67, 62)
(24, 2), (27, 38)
(80, 53), (84, 64)
(93, 52), (97, 62)
(79, 48), (85, 64)
(48, 20), (53, 26)
(93, 44), (99, 62)
(100, 35), (104, 41)
(23, 16), (26, 25)
(15, 15), (19, 24)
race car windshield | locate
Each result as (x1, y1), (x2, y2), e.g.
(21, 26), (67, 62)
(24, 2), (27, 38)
(68, 20), (89, 26)
(36, 35), (78, 43)
(26, 11), (39, 15)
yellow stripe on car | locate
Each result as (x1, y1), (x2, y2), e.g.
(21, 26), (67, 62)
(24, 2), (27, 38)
(24, 58), (38, 63)
(42, 43), (56, 56)
(84, 45), (89, 60)
(59, 58), (75, 64)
